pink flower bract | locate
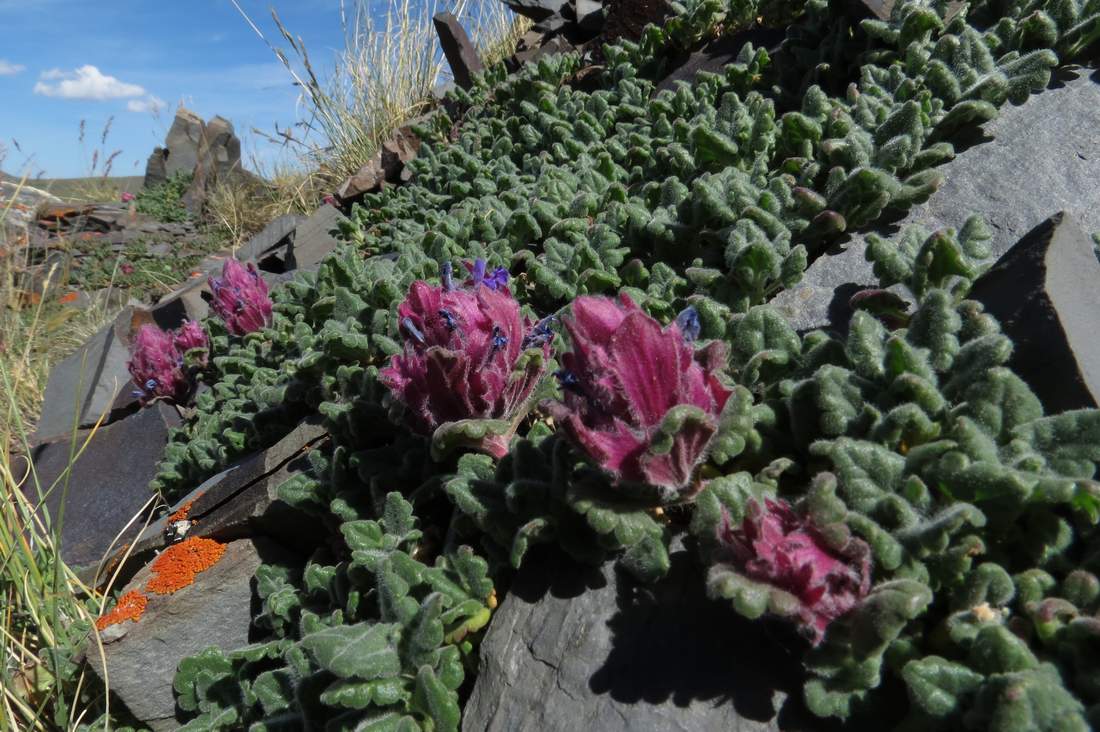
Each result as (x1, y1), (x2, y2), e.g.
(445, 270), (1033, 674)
(173, 320), (209, 367)
(548, 293), (731, 493)
(128, 324), (188, 402)
(379, 274), (549, 457)
(718, 498), (871, 645)
(208, 259), (272, 336)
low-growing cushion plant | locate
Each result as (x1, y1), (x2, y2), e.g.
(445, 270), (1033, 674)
(82, 0), (1100, 729)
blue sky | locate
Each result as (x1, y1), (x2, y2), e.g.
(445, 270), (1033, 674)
(0, 0), (481, 178)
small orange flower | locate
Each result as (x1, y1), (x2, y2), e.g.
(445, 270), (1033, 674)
(95, 590), (148, 630)
(145, 537), (226, 595)
(58, 292), (79, 304)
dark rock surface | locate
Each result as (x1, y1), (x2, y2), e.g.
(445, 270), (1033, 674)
(25, 402), (180, 575)
(770, 71), (1100, 333)
(34, 306), (138, 442)
(143, 147), (168, 189)
(463, 540), (825, 732)
(655, 28), (786, 95)
(235, 212), (305, 265)
(162, 108), (207, 179)
(287, 204), (347, 272)
(87, 418), (328, 588)
(434, 12), (485, 89)
(501, 0), (569, 21)
(149, 278), (210, 330)
(969, 212), (1100, 412)
(574, 0), (605, 33)
(88, 537), (297, 731)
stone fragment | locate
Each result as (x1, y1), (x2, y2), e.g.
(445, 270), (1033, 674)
(336, 122), (424, 204)
(655, 27), (787, 95)
(87, 537), (298, 731)
(286, 204), (348, 272)
(235, 213), (306, 265)
(969, 212), (1100, 412)
(25, 402), (181, 575)
(463, 541), (822, 732)
(203, 115), (243, 180)
(162, 108), (206, 178)
(434, 12), (485, 89)
(143, 147), (168, 189)
(336, 157), (387, 202)
(770, 72), (1100, 333)
(513, 34), (576, 65)
(0, 179), (61, 236)
(574, 0), (605, 33)
(532, 13), (568, 34)
(148, 278), (210, 330)
(85, 419), (328, 588)
(34, 306), (139, 442)
(500, 0), (569, 21)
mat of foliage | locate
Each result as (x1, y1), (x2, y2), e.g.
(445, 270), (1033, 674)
(86, 0), (1100, 729)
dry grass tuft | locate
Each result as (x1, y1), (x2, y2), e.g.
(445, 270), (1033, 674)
(228, 0), (528, 196)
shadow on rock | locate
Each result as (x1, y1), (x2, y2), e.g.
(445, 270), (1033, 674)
(588, 541), (832, 730)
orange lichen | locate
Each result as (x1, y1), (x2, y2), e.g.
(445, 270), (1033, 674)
(95, 590), (148, 630)
(168, 500), (196, 524)
(145, 537), (226, 595)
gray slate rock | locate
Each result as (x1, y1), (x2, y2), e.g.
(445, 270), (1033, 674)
(501, 0), (569, 21)
(287, 204), (347, 272)
(655, 28), (787, 95)
(149, 278), (210, 331)
(88, 537), (298, 731)
(87, 418), (329, 588)
(434, 12), (485, 90)
(235, 213), (305, 265)
(34, 306), (138, 442)
(574, 0), (605, 33)
(25, 402), (180, 575)
(144, 147), (168, 189)
(163, 108), (206, 178)
(969, 212), (1100, 412)
(770, 71), (1100, 333)
(463, 542), (825, 732)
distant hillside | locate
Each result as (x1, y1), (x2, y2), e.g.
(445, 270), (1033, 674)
(0, 172), (144, 202)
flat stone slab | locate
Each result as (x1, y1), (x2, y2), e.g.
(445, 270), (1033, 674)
(88, 537), (297, 731)
(969, 212), (1100, 412)
(33, 307), (136, 443)
(502, 0), (569, 21)
(463, 540), (827, 732)
(26, 402), (180, 574)
(770, 71), (1100, 333)
(287, 204), (347, 272)
(654, 27), (786, 95)
(87, 418), (328, 588)
(235, 212), (304, 265)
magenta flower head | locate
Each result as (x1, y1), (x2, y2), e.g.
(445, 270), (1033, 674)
(547, 293), (732, 498)
(717, 498), (871, 645)
(380, 263), (550, 459)
(172, 319), (209, 367)
(120, 191), (136, 203)
(128, 324), (188, 403)
(208, 259), (273, 336)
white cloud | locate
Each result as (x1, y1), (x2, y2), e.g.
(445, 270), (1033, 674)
(0, 59), (24, 76)
(127, 95), (165, 113)
(33, 64), (144, 100)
